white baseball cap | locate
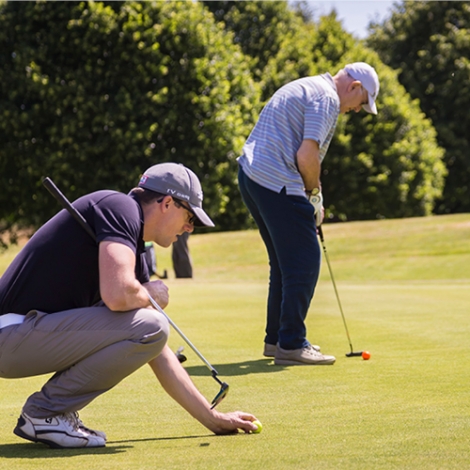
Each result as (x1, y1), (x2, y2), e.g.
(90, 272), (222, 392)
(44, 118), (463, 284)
(138, 162), (215, 227)
(344, 62), (380, 114)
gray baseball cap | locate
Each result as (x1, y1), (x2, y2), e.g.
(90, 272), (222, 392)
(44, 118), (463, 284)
(138, 162), (215, 227)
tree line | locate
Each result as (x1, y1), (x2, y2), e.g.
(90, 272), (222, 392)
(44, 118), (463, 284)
(0, 0), (466, 246)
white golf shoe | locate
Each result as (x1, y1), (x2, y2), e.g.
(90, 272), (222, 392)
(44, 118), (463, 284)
(264, 342), (321, 358)
(74, 412), (107, 441)
(274, 344), (336, 365)
(14, 411), (106, 448)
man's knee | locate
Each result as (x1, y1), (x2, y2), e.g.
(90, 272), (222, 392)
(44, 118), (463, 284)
(136, 308), (170, 347)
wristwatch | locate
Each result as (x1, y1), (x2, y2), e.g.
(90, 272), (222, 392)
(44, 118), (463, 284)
(306, 188), (320, 196)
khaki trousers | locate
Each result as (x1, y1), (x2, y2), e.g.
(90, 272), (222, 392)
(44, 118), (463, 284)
(0, 306), (169, 418)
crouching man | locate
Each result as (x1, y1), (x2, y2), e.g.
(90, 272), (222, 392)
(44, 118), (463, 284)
(0, 162), (259, 448)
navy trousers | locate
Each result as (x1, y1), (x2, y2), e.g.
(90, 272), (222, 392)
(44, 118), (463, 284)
(238, 167), (321, 350)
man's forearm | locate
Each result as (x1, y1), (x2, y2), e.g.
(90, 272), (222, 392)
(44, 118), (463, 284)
(296, 139), (322, 192)
(148, 345), (217, 429)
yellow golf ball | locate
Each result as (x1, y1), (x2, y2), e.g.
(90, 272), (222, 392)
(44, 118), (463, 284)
(252, 419), (263, 434)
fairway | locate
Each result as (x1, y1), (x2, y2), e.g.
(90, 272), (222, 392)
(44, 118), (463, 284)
(1, 215), (470, 469)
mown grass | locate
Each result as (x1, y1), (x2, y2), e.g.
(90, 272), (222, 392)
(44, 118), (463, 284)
(1, 214), (470, 469)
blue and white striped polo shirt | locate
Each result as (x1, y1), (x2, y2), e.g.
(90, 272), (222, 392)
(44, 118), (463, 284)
(238, 73), (340, 196)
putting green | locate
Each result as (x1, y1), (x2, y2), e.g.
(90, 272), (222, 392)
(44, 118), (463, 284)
(1, 214), (469, 469)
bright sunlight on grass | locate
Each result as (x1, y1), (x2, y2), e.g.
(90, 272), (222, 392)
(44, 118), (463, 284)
(1, 214), (470, 469)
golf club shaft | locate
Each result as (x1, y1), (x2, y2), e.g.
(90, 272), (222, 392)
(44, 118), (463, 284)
(145, 294), (219, 376)
(317, 225), (355, 354)
(43, 177), (95, 240)
(42, 177), (220, 377)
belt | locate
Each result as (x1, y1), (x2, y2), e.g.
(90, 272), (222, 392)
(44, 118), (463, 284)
(0, 313), (25, 329)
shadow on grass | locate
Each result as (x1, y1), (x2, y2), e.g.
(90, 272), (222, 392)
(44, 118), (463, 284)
(182, 358), (285, 377)
(107, 434), (215, 445)
(0, 435), (227, 458)
(0, 442), (131, 458)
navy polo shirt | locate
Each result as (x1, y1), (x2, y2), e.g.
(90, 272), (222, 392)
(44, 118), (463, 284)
(0, 190), (149, 315)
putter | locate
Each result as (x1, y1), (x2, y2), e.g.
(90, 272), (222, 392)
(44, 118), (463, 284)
(157, 269), (168, 280)
(175, 346), (187, 363)
(317, 225), (363, 358)
(42, 176), (229, 408)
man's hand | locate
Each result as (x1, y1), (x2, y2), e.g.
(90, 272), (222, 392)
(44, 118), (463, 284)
(307, 191), (324, 226)
(207, 410), (260, 435)
(144, 280), (169, 309)
(149, 346), (260, 435)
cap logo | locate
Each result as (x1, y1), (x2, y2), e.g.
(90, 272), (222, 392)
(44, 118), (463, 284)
(166, 188), (189, 201)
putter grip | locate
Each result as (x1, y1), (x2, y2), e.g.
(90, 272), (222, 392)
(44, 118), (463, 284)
(42, 177), (96, 241)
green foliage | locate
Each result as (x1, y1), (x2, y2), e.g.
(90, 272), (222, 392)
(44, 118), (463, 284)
(310, 11), (356, 69)
(323, 46), (446, 221)
(304, 13), (445, 221)
(0, 0), (260, 240)
(368, 1), (470, 214)
(0, 1), (449, 244)
(204, 1), (317, 103)
(204, 2), (304, 78)
(206, 5), (445, 221)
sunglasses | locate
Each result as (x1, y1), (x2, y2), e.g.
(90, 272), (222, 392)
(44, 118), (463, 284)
(173, 199), (197, 225)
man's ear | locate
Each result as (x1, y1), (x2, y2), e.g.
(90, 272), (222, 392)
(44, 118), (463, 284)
(349, 80), (362, 92)
(161, 195), (173, 212)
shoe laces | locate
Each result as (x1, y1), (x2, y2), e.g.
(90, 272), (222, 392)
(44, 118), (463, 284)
(69, 412), (91, 433)
(61, 412), (81, 431)
(304, 344), (321, 355)
(72, 412), (101, 437)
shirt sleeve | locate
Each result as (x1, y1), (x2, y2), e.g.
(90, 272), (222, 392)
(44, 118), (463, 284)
(93, 193), (143, 253)
(303, 96), (339, 147)
(92, 193), (149, 284)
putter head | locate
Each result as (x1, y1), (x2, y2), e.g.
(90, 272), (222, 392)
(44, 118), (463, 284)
(176, 353), (187, 363)
(175, 346), (187, 363)
(345, 351), (363, 357)
(210, 382), (229, 409)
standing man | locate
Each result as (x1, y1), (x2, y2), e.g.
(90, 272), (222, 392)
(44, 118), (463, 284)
(238, 63), (380, 366)
(172, 232), (193, 278)
(0, 162), (259, 449)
